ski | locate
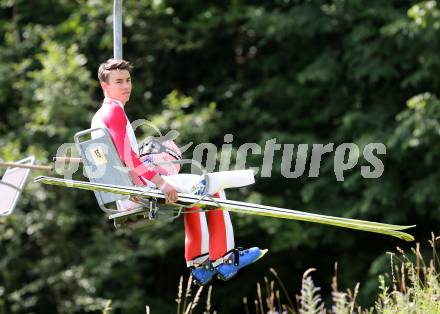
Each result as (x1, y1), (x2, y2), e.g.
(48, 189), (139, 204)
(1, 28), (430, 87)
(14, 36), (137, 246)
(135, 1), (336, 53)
(34, 176), (415, 241)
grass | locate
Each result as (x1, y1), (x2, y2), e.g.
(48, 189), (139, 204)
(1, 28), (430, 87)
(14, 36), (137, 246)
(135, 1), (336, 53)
(243, 233), (440, 313)
(101, 234), (440, 313)
(175, 274), (212, 314)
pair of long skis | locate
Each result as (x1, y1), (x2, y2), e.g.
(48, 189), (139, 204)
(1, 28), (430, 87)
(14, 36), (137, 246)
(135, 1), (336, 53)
(34, 176), (415, 241)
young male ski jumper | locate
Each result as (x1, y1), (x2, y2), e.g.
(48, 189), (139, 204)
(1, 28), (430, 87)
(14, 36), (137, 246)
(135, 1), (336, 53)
(92, 59), (266, 285)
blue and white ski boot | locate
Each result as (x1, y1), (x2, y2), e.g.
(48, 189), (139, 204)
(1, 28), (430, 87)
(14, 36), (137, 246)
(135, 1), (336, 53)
(191, 261), (217, 286)
(215, 247), (268, 281)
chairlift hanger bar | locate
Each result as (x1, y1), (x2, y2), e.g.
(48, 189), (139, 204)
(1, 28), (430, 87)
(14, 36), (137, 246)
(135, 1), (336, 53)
(114, 0), (123, 59)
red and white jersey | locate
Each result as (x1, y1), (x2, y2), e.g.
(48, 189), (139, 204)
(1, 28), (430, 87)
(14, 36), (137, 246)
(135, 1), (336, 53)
(91, 97), (157, 182)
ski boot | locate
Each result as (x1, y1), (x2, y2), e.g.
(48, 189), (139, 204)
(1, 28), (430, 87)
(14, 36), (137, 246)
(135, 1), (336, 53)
(215, 247), (268, 281)
(191, 260), (217, 286)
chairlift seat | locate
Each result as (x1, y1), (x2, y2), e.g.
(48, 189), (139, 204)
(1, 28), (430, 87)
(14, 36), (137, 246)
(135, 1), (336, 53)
(74, 128), (143, 213)
(74, 128), (167, 228)
(0, 156), (35, 216)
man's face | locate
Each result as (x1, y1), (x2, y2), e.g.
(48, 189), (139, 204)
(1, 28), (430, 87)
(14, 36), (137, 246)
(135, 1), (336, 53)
(101, 69), (132, 104)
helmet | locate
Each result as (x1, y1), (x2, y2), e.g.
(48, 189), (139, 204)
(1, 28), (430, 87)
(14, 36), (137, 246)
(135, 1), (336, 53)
(140, 139), (182, 175)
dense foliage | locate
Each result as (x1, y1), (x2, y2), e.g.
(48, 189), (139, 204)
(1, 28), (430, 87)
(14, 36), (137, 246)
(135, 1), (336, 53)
(1, 0), (439, 313)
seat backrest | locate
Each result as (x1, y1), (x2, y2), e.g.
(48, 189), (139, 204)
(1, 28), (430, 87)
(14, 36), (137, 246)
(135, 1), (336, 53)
(0, 156), (34, 216)
(74, 128), (135, 210)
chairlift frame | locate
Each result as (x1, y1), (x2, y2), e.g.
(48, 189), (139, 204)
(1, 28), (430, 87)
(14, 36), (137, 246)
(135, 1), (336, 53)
(0, 156), (35, 216)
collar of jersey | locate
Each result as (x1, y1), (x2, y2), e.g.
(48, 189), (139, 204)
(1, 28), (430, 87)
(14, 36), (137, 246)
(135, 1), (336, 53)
(104, 97), (124, 108)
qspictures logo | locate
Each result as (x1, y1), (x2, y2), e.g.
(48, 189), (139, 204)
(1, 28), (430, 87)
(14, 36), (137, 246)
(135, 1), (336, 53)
(188, 136), (385, 182)
(54, 119), (386, 182)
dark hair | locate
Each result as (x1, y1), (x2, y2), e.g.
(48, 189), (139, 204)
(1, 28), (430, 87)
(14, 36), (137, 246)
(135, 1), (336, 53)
(98, 59), (133, 83)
